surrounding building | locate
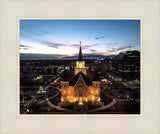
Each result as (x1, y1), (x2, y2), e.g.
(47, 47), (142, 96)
(60, 42), (101, 110)
(20, 44), (140, 114)
(101, 58), (112, 73)
(112, 51), (140, 80)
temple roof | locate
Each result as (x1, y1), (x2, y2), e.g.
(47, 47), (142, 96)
(61, 70), (100, 84)
(78, 41), (83, 61)
(61, 70), (74, 81)
(69, 72), (92, 86)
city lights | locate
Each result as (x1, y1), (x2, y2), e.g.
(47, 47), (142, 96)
(20, 20), (140, 114)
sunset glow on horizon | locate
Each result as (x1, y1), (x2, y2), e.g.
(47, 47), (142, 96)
(20, 20), (140, 58)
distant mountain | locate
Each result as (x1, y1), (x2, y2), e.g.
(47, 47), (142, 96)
(20, 53), (64, 60)
(20, 53), (115, 60)
(63, 54), (115, 60)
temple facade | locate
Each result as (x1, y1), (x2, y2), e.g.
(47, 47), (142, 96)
(60, 42), (101, 108)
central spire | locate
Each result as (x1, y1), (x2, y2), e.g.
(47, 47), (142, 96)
(78, 41), (83, 61)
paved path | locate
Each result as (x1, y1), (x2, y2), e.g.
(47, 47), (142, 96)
(25, 96), (37, 107)
(88, 99), (117, 112)
(48, 92), (60, 100)
(57, 87), (61, 91)
(46, 100), (70, 112)
(23, 84), (60, 108)
(44, 77), (60, 90)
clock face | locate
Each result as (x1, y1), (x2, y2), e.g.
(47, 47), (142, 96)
(79, 63), (82, 68)
(76, 61), (85, 68)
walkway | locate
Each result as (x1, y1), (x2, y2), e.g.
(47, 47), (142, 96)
(88, 99), (117, 112)
(48, 92), (60, 100)
(44, 77), (60, 90)
(25, 96), (37, 107)
(46, 100), (70, 112)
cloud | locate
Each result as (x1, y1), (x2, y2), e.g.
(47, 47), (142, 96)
(107, 45), (134, 52)
(72, 44), (79, 47)
(23, 48), (29, 50)
(40, 40), (66, 48)
(90, 49), (96, 52)
(106, 42), (121, 46)
(20, 44), (32, 50)
(34, 30), (51, 37)
(84, 45), (91, 48)
(26, 27), (52, 37)
(72, 44), (98, 53)
(71, 44), (91, 50)
(95, 36), (105, 40)
(20, 45), (25, 47)
(25, 36), (67, 49)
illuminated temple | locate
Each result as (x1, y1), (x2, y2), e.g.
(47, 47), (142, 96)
(60, 42), (101, 110)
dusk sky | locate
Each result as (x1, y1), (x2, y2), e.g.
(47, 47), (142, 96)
(20, 20), (140, 58)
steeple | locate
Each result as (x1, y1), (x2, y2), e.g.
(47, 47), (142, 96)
(75, 41), (86, 75)
(78, 41), (83, 61)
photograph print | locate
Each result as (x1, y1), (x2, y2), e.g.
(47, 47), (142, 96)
(20, 20), (140, 114)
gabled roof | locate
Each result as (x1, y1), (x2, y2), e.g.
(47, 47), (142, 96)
(69, 72), (92, 86)
(61, 70), (74, 81)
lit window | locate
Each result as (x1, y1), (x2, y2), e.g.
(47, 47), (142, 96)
(71, 96), (74, 102)
(96, 90), (98, 95)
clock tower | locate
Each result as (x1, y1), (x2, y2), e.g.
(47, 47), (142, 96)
(75, 41), (87, 75)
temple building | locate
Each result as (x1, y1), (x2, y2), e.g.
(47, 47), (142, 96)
(60, 41), (101, 110)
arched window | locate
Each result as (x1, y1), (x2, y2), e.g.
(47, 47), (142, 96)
(78, 84), (83, 96)
(79, 89), (82, 96)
